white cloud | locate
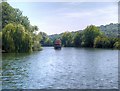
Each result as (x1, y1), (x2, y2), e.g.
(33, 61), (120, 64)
(32, 4), (118, 35)
(63, 12), (92, 18)
(62, 5), (117, 22)
(8, 1), (118, 35)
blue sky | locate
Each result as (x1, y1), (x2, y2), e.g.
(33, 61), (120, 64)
(8, 2), (118, 35)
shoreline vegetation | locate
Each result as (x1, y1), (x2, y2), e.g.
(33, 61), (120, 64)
(1, 2), (120, 53)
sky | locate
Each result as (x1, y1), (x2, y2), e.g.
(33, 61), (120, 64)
(8, 1), (118, 35)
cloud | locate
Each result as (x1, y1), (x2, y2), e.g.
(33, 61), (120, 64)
(35, 3), (118, 35)
(62, 5), (117, 22)
(63, 12), (92, 18)
(9, 1), (118, 35)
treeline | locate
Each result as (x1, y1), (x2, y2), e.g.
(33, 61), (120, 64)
(50, 25), (120, 49)
(1, 2), (43, 53)
(49, 23), (119, 39)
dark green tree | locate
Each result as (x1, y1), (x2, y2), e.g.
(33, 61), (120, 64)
(74, 32), (83, 47)
(82, 25), (102, 47)
(62, 32), (73, 47)
(114, 40), (120, 49)
(94, 36), (110, 48)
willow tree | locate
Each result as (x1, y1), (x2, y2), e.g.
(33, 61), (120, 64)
(2, 23), (32, 52)
(2, 2), (42, 52)
(2, 23), (16, 52)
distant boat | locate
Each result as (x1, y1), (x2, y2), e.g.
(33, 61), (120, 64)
(54, 39), (62, 49)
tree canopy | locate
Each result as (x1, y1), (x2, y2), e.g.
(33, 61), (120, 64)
(2, 23), (33, 52)
(61, 32), (74, 47)
(82, 25), (102, 47)
(2, 2), (42, 52)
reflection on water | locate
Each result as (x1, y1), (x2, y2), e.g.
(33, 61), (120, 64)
(2, 47), (118, 89)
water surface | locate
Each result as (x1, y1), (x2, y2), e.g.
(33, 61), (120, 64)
(2, 47), (118, 89)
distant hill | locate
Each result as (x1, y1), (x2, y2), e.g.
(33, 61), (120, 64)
(99, 23), (119, 37)
(49, 23), (119, 40)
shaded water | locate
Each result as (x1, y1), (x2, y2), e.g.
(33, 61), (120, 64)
(2, 47), (118, 89)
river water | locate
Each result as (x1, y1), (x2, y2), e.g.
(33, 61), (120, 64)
(2, 47), (118, 89)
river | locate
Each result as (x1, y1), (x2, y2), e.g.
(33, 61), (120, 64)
(2, 47), (118, 89)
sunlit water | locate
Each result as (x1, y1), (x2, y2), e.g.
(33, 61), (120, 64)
(2, 47), (118, 89)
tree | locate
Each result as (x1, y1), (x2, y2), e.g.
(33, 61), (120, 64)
(2, 2), (15, 28)
(2, 2), (42, 52)
(108, 38), (117, 48)
(2, 23), (16, 52)
(74, 32), (82, 47)
(82, 25), (102, 47)
(21, 16), (30, 31)
(62, 32), (73, 47)
(2, 23), (33, 52)
(44, 38), (53, 46)
(94, 36), (110, 48)
(34, 25), (38, 32)
(114, 40), (120, 49)
(2, 2), (31, 32)
(0, 32), (2, 39)
(37, 32), (53, 46)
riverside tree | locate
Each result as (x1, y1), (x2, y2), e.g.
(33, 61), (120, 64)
(82, 25), (102, 47)
(2, 2), (42, 52)
(2, 23), (32, 52)
(74, 32), (83, 47)
(61, 32), (73, 47)
(94, 36), (110, 48)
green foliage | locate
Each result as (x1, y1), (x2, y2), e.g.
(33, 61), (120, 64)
(74, 32), (82, 47)
(2, 23), (16, 52)
(0, 31), (1, 38)
(49, 34), (62, 42)
(108, 38), (117, 48)
(38, 32), (53, 46)
(32, 41), (42, 51)
(2, 23), (32, 52)
(2, 2), (14, 28)
(94, 36), (110, 48)
(2, 2), (37, 33)
(44, 38), (53, 46)
(2, 2), (42, 52)
(49, 24), (120, 49)
(62, 32), (73, 47)
(49, 24), (119, 41)
(114, 41), (120, 49)
(32, 33), (42, 51)
(82, 25), (101, 47)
